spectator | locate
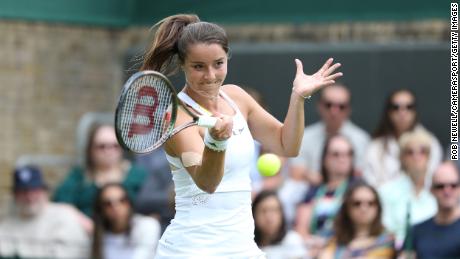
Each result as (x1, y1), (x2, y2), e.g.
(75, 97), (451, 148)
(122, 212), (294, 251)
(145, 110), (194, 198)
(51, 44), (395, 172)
(319, 181), (395, 259)
(278, 158), (309, 228)
(91, 183), (161, 259)
(402, 161), (460, 258)
(253, 190), (307, 259)
(363, 89), (442, 187)
(294, 135), (355, 257)
(290, 84), (370, 186)
(378, 129), (437, 248)
(134, 148), (175, 233)
(53, 123), (146, 217)
(0, 166), (90, 258)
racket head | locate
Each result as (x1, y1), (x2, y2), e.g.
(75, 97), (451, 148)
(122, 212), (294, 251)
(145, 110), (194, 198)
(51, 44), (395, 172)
(115, 71), (178, 154)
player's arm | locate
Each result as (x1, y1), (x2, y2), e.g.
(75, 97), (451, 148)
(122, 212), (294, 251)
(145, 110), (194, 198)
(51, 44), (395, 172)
(164, 109), (232, 194)
(228, 58), (342, 157)
(223, 84), (312, 157)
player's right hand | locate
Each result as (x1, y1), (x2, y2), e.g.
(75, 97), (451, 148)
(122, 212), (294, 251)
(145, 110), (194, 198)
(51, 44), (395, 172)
(209, 113), (233, 141)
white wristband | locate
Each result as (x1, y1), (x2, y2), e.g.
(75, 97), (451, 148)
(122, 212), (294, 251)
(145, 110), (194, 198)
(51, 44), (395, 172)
(204, 129), (228, 152)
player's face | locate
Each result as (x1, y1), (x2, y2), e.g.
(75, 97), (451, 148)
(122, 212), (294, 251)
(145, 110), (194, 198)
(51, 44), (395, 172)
(254, 196), (283, 238)
(182, 43), (227, 95)
(348, 187), (378, 227)
(431, 164), (460, 210)
(389, 91), (416, 134)
(91, 126), (122, 168)
(324, 137), (353, 180)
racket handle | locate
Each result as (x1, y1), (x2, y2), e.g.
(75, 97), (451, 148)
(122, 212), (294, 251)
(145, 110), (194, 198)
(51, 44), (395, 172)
(197, 116), (217, 128)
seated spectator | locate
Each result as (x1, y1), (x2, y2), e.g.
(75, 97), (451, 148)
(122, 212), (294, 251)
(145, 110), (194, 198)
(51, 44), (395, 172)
(53, 123), (146, 217)
(0, 166), (90, 258)
(363, 89), (442, 187)
(134, 148), (175, 233)
(295, 135), (355, 257)
(289, 84), (370, 186)
(402, 161), (460, 258)
(253, 190), (307, 259)
(278, 158), (310, 229)
(91, 183), (161, 259)
(378, 129), (437, 248)
(319, 181), (395, 259)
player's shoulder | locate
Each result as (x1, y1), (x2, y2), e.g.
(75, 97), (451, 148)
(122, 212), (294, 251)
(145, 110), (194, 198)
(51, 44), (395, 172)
(221, 84), (248, 99)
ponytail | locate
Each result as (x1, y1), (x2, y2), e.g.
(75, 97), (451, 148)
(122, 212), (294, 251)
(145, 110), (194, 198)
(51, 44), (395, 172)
(141, 14), (200, 75)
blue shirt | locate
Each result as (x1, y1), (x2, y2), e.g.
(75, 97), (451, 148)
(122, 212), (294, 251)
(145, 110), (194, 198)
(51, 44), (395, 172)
(410, 217), (460, 259)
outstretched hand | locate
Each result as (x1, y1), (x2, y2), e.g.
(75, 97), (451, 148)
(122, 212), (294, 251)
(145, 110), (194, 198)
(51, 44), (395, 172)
(292, 58), (343, 99)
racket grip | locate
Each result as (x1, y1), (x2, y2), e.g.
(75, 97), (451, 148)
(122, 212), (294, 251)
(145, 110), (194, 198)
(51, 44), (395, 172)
(197, 116), (217, 128)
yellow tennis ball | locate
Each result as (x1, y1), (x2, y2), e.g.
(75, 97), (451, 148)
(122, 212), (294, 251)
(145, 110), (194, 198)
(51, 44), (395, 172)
(257, 153), (281, 177)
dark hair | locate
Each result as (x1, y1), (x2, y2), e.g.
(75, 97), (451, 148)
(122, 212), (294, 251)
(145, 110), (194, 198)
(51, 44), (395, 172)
(141, 14), (229, 76)
(333, 181), (384, 245)
(373, 89), (418, 139)
(252, 190), (287, 246)
(91, 183), (134, 259)
(320, 134), (355, 184)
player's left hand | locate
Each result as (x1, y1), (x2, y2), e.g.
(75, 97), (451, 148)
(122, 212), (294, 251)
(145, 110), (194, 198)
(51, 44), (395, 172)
(292, 58), (343, 98)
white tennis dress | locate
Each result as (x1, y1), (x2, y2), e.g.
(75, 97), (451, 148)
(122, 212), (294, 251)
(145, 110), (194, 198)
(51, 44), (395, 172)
(154, 91), (265, 259)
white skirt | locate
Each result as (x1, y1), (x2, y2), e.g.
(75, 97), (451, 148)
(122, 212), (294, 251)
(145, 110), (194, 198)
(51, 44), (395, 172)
(154, 191), (265, 259)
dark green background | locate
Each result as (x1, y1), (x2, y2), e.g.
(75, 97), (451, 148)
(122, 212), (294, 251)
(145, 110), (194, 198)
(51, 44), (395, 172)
(0, 0), (449, 26)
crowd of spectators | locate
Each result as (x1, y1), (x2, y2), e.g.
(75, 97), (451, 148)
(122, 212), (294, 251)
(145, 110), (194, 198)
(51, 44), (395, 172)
(0, 84), (458, 259)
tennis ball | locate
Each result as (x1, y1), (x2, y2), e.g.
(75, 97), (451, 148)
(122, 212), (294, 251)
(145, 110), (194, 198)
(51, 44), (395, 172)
(257, 153), (281, 177)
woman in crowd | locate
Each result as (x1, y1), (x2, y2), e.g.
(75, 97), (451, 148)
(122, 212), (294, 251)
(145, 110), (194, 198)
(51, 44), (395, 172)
(363, 89), (442, 187)
(91, 183), (161, 259)
(319, 181), (395, 259)
(294, 134), (355, 257)
(253, 190), (307, 259)
(53, 123), (146, 216)
(378, 129), (437, 248)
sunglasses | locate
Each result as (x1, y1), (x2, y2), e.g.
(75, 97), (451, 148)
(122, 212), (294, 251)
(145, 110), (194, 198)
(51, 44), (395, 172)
(432, 182), (460, 190)
(328, 150), (353, 158)
(350, 200), (376, 208)
(403, 147), (430, 157)
(94, 143), (120, 150)
(390, 103), (415, 112)
(322, 101), (349, 111)
(102, 196), (128, 208)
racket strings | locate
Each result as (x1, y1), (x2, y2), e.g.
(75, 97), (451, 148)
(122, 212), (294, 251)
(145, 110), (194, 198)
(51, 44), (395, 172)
(118, 75), (174, 152)
(149, 75), (174, 144)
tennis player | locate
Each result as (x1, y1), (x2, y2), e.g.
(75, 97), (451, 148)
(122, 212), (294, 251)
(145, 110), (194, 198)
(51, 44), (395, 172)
(144, 14), (343, 258)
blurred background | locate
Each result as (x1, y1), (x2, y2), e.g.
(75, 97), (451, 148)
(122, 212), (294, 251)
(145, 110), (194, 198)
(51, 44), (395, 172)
(0, 0), (450, 211)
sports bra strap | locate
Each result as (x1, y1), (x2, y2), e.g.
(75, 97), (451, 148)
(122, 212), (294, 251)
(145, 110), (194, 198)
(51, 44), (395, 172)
(177, 92), (212, 116)
(178, 90), (241, 117)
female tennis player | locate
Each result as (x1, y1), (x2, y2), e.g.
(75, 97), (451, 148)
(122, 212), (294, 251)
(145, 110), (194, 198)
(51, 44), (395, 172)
(144, 14), (343, 258)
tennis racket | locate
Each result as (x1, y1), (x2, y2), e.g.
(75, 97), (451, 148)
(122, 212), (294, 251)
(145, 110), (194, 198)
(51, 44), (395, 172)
(115, 70), (217, 154)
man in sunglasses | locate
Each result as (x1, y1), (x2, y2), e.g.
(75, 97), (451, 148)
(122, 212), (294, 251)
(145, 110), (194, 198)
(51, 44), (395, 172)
(403, 161), (460, 258)
(0, 166), (90, 258)
(289, 84), (370, 185)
